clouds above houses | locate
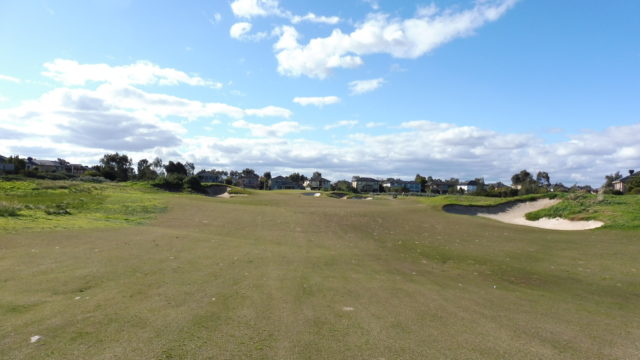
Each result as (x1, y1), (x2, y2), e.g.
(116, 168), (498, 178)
(271, 0), (517, 78)
(42, 59), (223, 88)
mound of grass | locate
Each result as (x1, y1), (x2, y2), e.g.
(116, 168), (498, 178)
(422, 193), (549, 208)
(526, 193), (640, 230)
(227, 186), (252, 195)
(0, 180), (168, 232)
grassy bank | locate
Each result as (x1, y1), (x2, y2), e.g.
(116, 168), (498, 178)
(526, 193), (640, 230)
(0, 180), (168, 232)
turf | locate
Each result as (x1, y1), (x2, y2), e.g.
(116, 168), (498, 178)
(1, 190), (639, 359)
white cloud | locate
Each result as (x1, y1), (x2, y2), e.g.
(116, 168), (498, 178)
(293, 96), (340, 107)
(232, 119), (308, 137)
(229, 0), (341, 25)
(230, 0), (283, 18)
(274, 0), (517, 78)
(42, 59), (223, 88)
(291, 13), (340, 25)
(230, 22), (253, 39)
(0, 74), (21, 83)
(349, 78), (384, 95)
(362, 0), (379, 10)
(214, 13), (222, 22)
(245, 105), (292, 118)
(324, 120), (358, 130)
(365, 122), (384, 128)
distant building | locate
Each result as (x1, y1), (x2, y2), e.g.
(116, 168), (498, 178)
(427, 180), (451, 194)
(269, 176), (302, 190)
(197, 171), (224, 183)
(457, 180), (479, 193)
(25, 158), (64, 173)
(352, 176), (380, 193)
(382, 179), (421, 192)
(613, 170), (639, 193)
(0, 155), (15, 173)
(304, 175), (331, 191)
(66, 164), (87, 176)
(236, 173), (260, 189)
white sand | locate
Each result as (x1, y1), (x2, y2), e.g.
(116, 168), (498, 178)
(447, 199), (604, 231)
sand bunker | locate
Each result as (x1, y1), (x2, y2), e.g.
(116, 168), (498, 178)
(443, 198), (604, 231)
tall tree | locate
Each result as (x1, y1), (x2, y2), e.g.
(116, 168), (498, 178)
(603, 171), (623, 190)
(100, 153), (133, 181)
(164, 161), (188, 176)
(262, 171), (272, 190)
(536, 171), (551, 187)
(185, 162), (195, 176)
(137, 159), (158, 180)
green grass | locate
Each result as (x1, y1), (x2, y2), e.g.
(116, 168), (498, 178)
(421, 193), (548, 208)
(526, 193), (640, 230)
(0, 180), (168, 232)
(1, 190), (639, 359)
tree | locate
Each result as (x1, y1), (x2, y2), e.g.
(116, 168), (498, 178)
(6, 156), (26, 174)
(164, 161), (188, 176)
(288, 172), (307, 184)
(99, 153), (133, 181)
(603, 171), (622, 190)
(262, 171), (272, 190)
(511, 170), (533, 186)
(242, 168), (256, 177)
(415, 174), (427, 192)
(151, 157), (164, 176)
(185, 162), (195, 177)
(536, 171), (551, 187)
(137, 159), (158, 180)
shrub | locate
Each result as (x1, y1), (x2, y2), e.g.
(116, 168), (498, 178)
(629, 188), (640, 195)
(184, 176), (204, 192)
(153, 173), (185, 191)
(0, 202), (22, 217)
(83, 170), (101, 177)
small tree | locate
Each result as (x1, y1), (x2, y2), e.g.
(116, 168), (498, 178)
(263, 171), (272, 190)
(99, 153), (133, 182)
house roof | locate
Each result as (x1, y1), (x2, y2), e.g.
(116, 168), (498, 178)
(459, 180), (478, 186)
(29, 159), (61, 166)
(616, 171), (639, 183)
(353, 176), (378, 182)
(0, 155), (7, 162)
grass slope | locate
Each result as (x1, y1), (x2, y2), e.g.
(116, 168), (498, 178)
(1, 191), (639, 359)
(0, 180), (168, 232)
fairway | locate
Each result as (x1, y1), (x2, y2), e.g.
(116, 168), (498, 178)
(1, 192), (639, 359)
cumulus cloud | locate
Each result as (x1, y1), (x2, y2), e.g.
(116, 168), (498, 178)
(293, 96), (340, 107)
(229, 0), (340, 25)
(324, 120), (358, 130)
(349, 78), (384, 95)
(42, 59), (223, 88)
(244, 105), (292, 118)
(232, 119), (308, 137)
(229, 22), (269, 41)
(365, 122), (384, 128)
(274, 0), (517, 78)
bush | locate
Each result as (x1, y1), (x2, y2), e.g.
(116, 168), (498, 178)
(75, 176), (109, 183)
(184, 176), (204, 192)
(0, 202), (22, 217)
(612, 190), (624, 196)
(153, 173), (185, 191)
(83, 170), (101, 177)
(629, 188), (640, 195)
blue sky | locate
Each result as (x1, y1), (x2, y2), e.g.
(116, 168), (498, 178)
(0, 0), (638, 185)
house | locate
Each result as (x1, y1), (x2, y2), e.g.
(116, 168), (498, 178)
(25, 158), (64, 173)
(236, 173), (260, 189)
(352, 176), (380, 193)
(457, 180), (479, 193)
(66, 164), (87, 176)
(304, 175), (331, 191)
(197, 171), (223, 183)
(0, 155), (15, 173)
(382, 179), (421, 193)
(427, 180), (451, 194)
(269, 176), (302, 190)
(613, 170), (639, 193)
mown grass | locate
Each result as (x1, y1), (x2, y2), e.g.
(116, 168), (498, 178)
(526, 193), (640, 230)
(0, 180), (169, 232)
(421, 193), (549, 208)
(0, 192), (639, 359)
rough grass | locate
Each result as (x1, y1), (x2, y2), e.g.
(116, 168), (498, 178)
(1, 191), (639, 359)
(526, 193), (640, 230)
(0, 180), (168, 232)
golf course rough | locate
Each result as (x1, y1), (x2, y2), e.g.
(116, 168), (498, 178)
(1, 187), (640, 359)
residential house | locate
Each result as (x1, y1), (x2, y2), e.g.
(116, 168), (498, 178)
(382, 179), (421, 193)
(66, 163), (87, 176)
(25, 158), (64, 173)
(197, 171), (223, 183)
(269, 176), (302, 190)
(427, 180), (451, 194)
(613, 170), (639, 193)
(0, 155), (15, 173)
(457, 180), (480, 193)
(236, 173), (260, 189)
(304, 174), (331, 191)
(352, 176), (380, 193)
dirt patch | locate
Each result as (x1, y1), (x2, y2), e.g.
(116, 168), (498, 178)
(443, 198), (604, 231)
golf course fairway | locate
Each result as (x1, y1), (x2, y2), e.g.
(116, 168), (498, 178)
(1, 191), (639, 359)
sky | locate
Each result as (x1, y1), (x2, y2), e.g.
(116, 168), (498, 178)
(0, 0), (638, 186)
